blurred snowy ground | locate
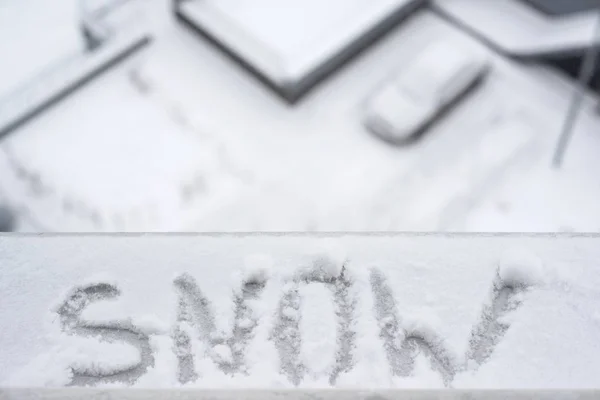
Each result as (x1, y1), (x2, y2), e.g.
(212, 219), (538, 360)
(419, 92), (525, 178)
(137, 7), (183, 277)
(1, 0), (599, 232)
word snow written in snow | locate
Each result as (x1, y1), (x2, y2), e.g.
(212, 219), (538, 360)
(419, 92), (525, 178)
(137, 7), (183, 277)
(54, 249), (543, 387)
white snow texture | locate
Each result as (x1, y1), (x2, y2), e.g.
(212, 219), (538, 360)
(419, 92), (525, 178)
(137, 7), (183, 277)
(0, 234), (599, 389)
(498, 247), (544, 287)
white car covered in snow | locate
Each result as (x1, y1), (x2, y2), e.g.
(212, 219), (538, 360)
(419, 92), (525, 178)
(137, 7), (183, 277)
(364, 40), (492, 145)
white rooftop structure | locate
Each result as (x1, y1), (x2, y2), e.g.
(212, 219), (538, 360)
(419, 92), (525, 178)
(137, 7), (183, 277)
(2, 234), (600, 387)
(176, 0), (425, 102)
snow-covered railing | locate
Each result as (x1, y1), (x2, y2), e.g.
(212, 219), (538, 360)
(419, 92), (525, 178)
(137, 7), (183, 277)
(1, 234), (599, 388)
(0, 389), (598, 399)
(175, 0), (427, 103)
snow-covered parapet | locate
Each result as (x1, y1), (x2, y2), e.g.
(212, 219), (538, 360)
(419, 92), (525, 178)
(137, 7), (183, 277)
(1, 234), (598, 388)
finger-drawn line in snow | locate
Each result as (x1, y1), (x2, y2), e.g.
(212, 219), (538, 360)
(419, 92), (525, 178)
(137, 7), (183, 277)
(173, 272), (267, 383)
(57, 283), (155, 386)
(55, 256), (537, 387)
(173, 259), (355, 386)
(370, 269), (456, 385)
(466, 273), (528, 366)
(370, 266), (533, 387)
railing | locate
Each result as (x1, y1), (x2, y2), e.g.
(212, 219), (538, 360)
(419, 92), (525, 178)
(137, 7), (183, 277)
(0, 389), (597, 400)
(0, 0), (151, 138)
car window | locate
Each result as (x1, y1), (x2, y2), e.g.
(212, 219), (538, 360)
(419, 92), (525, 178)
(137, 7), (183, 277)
(396, 81), (428, 103)
(399, 54), (469, 102)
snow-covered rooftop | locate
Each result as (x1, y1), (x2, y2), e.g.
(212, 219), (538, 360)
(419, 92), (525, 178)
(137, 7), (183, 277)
(177, 0), (424, 102)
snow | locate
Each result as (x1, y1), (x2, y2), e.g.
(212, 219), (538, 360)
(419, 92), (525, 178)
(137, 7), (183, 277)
(461, 65), (600, 233)
(212, 344), (233, 365)
(366, 85), (433, 141)
(454, 286), (600, 388)
(0, 25), (149, 137)
(295, 247), (346, 282)
(2, 0), (600, 392)
(298, 283), (337, 381)
(0, 205), (15, 232)
(401, 307), (445, 346)
(0, 62), (246, 231)
(3, 4), (600, 234)
(68, 338), (142, 377)
(434, 0), (600, 56)
(365, 37), (491, 142)
(1, 234), (599, 388)
(4, 335), (142, 387)
(400, 40), (489, 100)
(181, 0), (420, 82)
(498, 248), (544, 288)
(79, 301), (170, 335)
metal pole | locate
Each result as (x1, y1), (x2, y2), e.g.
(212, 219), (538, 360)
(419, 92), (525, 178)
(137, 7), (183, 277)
(553, 10), (600, 168)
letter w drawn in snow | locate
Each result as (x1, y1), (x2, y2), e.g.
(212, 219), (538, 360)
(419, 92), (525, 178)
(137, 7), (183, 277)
(370, 267), (532, 386)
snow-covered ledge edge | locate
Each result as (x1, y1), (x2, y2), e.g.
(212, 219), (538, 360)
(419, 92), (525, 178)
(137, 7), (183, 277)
(2, 233), (599, 388)
(1, 388), (599, 400)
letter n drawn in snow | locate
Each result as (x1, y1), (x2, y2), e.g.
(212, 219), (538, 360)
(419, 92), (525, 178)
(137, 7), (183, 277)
(173, 272), (267, 383)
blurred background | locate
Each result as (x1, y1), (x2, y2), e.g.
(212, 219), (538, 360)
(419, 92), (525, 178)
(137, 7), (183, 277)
(1, 0), (600, 233)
